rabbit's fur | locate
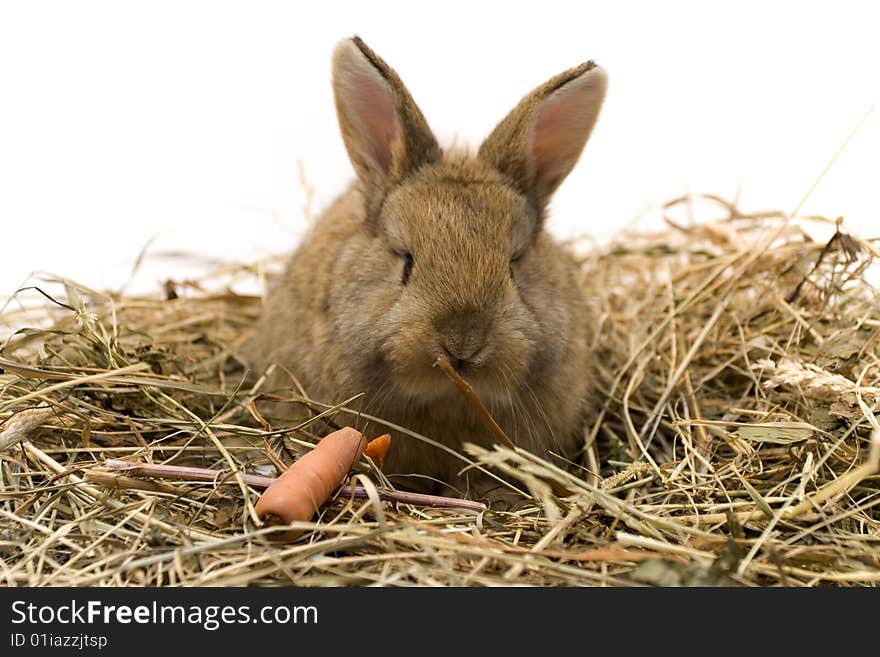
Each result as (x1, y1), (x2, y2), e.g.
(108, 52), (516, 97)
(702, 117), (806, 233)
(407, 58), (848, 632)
(248, 37), (607, 501)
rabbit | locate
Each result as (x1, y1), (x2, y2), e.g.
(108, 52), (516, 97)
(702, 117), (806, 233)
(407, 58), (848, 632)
(247, 36), (607, 503)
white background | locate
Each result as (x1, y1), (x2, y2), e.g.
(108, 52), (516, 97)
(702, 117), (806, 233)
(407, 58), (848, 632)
(1, 0), (878, 295)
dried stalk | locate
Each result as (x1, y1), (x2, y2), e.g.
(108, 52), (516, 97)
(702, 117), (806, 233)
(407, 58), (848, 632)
(95, 458), (487, 512)
(435, 354), (516, 449)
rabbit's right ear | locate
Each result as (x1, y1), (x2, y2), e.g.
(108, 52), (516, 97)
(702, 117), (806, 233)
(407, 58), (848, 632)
(332, 37), (441, 197)
(479, 61), (607, 215)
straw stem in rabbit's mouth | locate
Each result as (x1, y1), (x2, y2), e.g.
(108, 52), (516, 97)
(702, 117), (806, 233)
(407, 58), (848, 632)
(380, 316), (532, 404)
(384, 351), (521, 406)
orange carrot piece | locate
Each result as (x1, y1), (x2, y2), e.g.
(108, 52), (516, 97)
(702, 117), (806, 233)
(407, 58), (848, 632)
(364, 433), (392, 470)
(254, 426), (367, 541)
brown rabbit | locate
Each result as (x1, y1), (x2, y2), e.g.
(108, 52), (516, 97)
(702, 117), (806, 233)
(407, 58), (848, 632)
(248, 37), (607, 501)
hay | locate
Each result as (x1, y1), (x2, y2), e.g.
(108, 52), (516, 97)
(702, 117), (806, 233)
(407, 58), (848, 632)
(1, 195), (879, 587)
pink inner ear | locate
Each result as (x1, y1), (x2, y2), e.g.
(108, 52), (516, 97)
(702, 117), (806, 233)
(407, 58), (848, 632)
(532, 74), (604, 188)
(351, 70), (397, 174)
(532, 91), (584, 187)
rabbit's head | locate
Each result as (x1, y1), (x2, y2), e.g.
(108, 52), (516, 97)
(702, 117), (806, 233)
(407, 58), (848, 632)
(329, 38), (606, 403)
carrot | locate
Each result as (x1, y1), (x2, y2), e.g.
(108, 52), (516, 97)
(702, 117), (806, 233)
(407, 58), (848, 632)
(363, 433), (391, 470)
(254, 426), (367, 541)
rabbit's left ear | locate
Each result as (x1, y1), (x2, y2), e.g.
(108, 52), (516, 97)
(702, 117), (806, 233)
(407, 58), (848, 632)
(479, 62), (607, 211)
(333, 37), (441, 192)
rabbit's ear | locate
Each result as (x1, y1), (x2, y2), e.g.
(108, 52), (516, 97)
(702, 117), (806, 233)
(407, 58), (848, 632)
(479, 62), (607, 211)
(333, 37), (440, 191)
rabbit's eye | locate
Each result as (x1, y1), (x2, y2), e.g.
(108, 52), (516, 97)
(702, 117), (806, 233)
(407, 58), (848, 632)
(401, 252), (414, 285)
(509, 252), (523, 280)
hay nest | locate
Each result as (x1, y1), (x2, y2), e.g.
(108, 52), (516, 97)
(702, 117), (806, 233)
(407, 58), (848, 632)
(2, 195), (878, 587)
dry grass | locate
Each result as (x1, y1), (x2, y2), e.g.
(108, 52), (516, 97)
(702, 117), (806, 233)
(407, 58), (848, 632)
(1, 195), (879, 587)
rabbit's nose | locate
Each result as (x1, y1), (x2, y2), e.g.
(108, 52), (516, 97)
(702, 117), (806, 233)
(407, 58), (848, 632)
(439, 330), (488, 372)
(435, 311), (490, 370)
(441, 339), (486, 369)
